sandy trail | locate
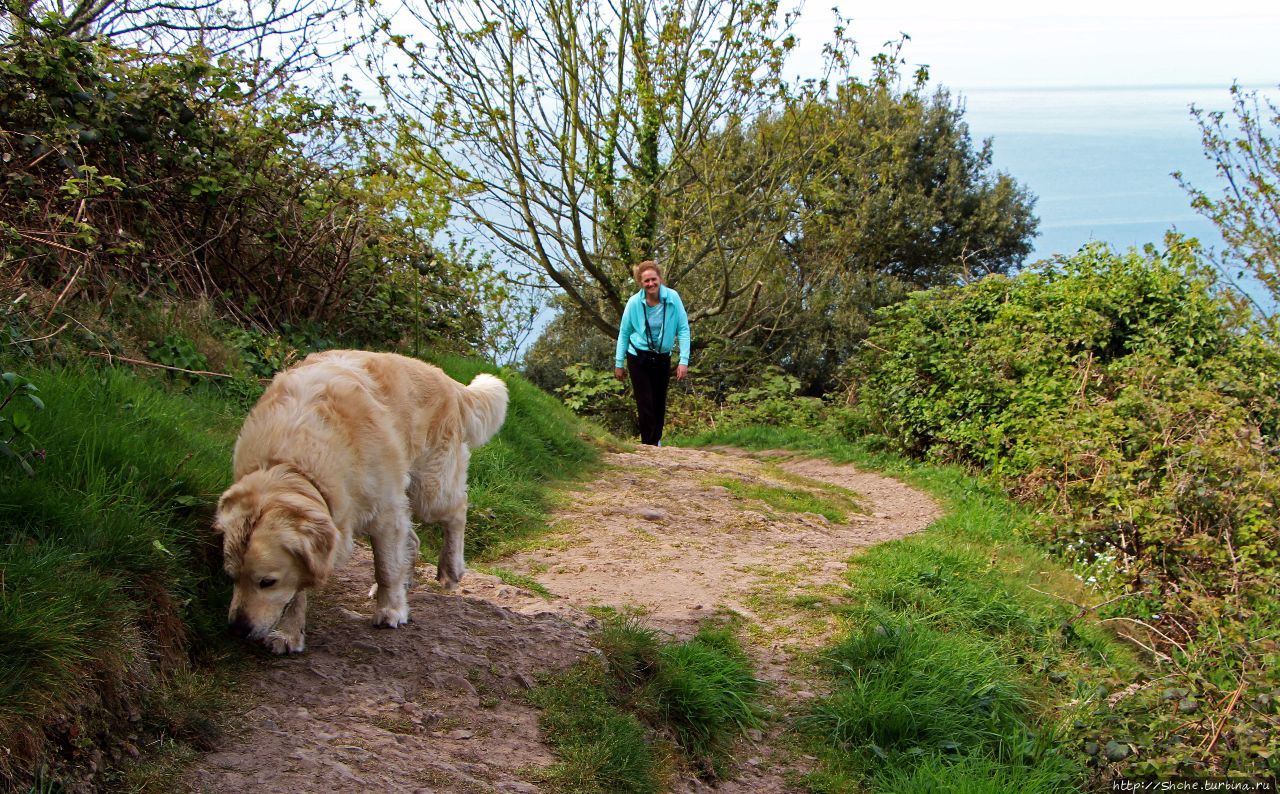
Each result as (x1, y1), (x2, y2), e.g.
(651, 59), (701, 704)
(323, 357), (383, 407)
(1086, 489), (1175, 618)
(183, 446), (939, 793)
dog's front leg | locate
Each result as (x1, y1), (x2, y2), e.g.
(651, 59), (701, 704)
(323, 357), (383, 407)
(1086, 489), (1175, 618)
(437, 507), (467, 590)
(266, 592), (307, 654)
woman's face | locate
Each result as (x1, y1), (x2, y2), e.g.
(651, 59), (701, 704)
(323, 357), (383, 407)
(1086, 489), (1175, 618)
(640, 268), (661, 299)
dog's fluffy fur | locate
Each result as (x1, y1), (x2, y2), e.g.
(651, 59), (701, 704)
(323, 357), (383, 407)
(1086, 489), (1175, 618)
(214, 350), (508, 654)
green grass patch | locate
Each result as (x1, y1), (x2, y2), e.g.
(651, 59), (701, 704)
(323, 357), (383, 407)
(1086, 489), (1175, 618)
(673, 424), (1137, 792)
(0, 363), (239, 787)
(528, 660), (664, 794)
(711, 476), (855, 523)
(647, 623), (765, 769)
(800, 616), (1074, 788)
(530, 618), (766, 788)
(474, 565), (553, 597)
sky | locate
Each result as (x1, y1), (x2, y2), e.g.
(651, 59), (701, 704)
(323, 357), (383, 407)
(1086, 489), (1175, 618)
(786, 1), (1280, 90)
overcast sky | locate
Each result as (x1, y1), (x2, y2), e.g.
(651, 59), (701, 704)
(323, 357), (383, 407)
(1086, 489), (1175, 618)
(786, 1), (1280, 90)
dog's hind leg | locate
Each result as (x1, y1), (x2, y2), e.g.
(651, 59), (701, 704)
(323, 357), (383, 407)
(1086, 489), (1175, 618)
(404, 523), (422, 588)
(437, 505), (467, 590)
(371, 504), (415, 628)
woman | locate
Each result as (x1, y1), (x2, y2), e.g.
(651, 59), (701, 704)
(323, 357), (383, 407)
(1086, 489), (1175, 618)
(614, 260), (691, 446)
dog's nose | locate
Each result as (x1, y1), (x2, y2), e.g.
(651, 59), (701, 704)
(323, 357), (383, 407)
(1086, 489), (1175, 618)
(228, 612), (252, 639)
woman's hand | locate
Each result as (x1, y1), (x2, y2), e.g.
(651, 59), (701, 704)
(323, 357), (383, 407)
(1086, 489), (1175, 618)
(614, 367), (627, 381)
(676, 364), (688, 380)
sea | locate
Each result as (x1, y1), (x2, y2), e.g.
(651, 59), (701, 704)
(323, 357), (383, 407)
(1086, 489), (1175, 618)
(957, 84), (1243, 264)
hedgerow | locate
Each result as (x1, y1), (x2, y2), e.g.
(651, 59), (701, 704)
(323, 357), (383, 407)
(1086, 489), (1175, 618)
(1, 32), (487, 355)
(852, 237), (1280, 777)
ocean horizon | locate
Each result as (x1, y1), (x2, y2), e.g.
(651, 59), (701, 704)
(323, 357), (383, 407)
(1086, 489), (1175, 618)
(957, 83), (1261, 264)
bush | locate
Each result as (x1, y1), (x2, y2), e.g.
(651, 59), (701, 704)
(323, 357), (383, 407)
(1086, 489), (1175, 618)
(850, 237), (1280, 776)
(855, 238), (1280, 610)
(0, 33), (488, 354)
(556, 362), (635, 437)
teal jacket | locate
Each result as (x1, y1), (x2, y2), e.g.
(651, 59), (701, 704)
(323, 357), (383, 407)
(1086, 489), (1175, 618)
(614, 284), (691, 367)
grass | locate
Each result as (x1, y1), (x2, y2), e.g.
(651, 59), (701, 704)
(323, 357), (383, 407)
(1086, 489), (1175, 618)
(0, 353), (600, 790)
(529, 617), (766, 789)
(671, 423), (1140, 793)
(528, 660), (666, 794)
(0, 364), (239, 787)
(710, 475), (860, 523)
(647, 623), (765, 770)
(475, 565), (553, 597)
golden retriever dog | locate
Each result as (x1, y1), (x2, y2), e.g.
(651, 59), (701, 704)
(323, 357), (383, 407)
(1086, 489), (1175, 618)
(214, 350), (508, 654)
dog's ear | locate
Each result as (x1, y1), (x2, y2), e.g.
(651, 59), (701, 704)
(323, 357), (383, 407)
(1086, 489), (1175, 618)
(283, 508), (338, 586)
(214, 485), (258, 576)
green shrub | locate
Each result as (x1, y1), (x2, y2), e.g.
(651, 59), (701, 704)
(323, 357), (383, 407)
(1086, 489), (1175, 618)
(148, 333), (210, 376)
(0, 32), (489, 352)
(556, 362), (634, 437)
(850, 237), (1280, 777)
(855, 238), (1280, 608)
(0, 372), (45, 475)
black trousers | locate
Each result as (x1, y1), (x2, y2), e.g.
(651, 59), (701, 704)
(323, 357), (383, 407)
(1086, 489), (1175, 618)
(627, 352), (671, 446)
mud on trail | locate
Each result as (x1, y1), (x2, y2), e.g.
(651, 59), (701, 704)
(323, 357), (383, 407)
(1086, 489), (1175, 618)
(184, 446), (940, 793)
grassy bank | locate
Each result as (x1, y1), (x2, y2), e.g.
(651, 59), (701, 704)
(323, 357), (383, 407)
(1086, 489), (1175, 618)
(529, 617), (765, 791)
(0, 354), (599, 790)
(673, 424), (1143, 792)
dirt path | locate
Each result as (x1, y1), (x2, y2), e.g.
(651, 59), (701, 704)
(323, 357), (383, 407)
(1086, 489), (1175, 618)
(183, 446), (939, 793)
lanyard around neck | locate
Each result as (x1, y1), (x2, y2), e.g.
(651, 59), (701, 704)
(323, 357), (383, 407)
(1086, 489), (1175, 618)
(644, 297), (666, 352)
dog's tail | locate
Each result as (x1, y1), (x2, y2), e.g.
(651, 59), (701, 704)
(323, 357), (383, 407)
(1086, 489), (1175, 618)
(460, 372), (508, 448)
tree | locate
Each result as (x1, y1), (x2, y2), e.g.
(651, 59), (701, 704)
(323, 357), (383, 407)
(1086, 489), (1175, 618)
(1177, 83), (1280, 325)
(634, 52), (1037, 394)
(1, 0), (357, 96)
(370, 0), (815, 340)
(750, 61), (1038, 392)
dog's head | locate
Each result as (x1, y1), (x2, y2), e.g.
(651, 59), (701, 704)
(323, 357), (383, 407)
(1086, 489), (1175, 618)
(214, 465), (336, 643)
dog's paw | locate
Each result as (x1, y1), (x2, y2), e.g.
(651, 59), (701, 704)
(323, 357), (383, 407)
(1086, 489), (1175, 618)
(265, 630), (305, 655)
(436, 565), (464, 591)
(373, 606), (410, 629)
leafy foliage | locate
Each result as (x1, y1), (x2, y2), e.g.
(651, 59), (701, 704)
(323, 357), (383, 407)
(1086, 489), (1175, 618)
(693, 51), (1037, 393)
(850, 237), (1280, 777)
(0, 372), (45, 475)
(556, 363), (630, 429)
(148, 334), (210, 375)
(0, 32), (490, 355)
